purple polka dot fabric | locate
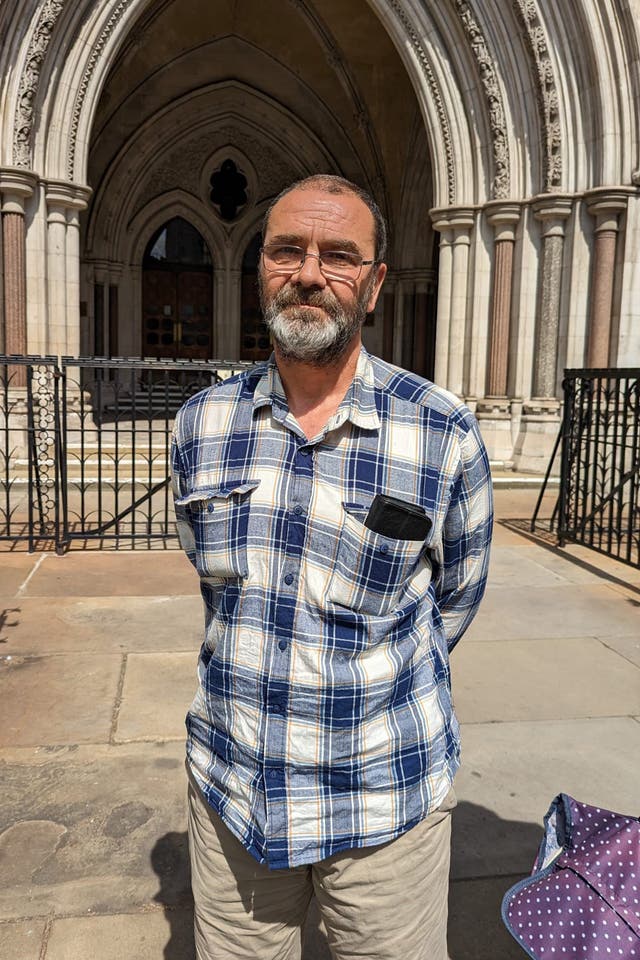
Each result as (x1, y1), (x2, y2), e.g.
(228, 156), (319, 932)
(502, 795), (640, 958)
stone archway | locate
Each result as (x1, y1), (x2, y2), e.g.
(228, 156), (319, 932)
(2, 0), (639, 469)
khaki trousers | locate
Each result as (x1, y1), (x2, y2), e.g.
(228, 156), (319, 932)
(187, 774), (455, 960)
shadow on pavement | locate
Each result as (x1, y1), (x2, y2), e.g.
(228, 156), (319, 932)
(151, 831), (195, 960)
(449, 800), (542, 959)
(150, 802), (541, 960)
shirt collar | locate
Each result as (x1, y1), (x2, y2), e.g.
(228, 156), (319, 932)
(252, 348), (380, 433)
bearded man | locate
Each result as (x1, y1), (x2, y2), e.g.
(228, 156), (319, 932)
(171, 174), (493, 960)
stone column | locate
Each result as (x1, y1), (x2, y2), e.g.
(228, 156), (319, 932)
(431, 208), (475, 394)
(484, 203), (521, 397)
(412, 276), (430, 379)
(531, 196), (573, 397)
(0, 170), (36, 382)
(431, 223), (453, 388)
(585, 190), (629, 368)
(513, 195), (573, 473)
(45, 182), (91, 358)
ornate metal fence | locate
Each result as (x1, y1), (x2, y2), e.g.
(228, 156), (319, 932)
(558, 369), (640, 568)
(0, 356), (254, 551)
(0, 356), (61, 550)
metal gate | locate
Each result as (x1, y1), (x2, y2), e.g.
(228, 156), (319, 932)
(558, 369), (640, 568)
(0, 355), (253, 551)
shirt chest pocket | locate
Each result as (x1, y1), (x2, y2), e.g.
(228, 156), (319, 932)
(327, 505), (427, 617)
(176, 480), (260, 579)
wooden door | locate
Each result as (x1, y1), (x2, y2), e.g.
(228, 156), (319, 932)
(142, 270), (212, 360)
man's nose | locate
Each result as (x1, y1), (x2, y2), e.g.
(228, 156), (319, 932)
(291, 252), (326, 287)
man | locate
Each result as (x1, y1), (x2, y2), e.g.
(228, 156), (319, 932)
(171, 174), (493, 960)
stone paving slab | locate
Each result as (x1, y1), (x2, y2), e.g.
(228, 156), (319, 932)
(0, 918), (47, 960)
(21, 552), (199, 597)
(0, 554), (42, 597)
(487, 546), (570, 587)
(597, 633), (640, 669)
(452, 636), (640, 723)
(465, 581), (640, 641)
(0, 595), (204, 655)
(0, 653), (122, 748)
(44, 911), (194, 960)
(116, 653), (196, 742)
(0, 742), (188, 921)
(453, 717), (640, 878)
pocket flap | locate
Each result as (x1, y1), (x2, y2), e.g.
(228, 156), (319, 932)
(175, 479), (261, 506)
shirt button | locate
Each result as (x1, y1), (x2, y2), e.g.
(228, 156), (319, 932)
(278, 640), (288, 651)
(299, 448), (310, 456)
(284, 573), (294, 585)
(207, 503), (214, 513)
(379, 543), (389, 554)
(293, 504), (304, 516)
(269, 769), (278, 780)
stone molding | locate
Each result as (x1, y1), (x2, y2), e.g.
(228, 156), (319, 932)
(485, 200), (522, 241)
(387, 1), (456, 204)
(67, 1), (132, 180)
(453, 0), (510, 200)
(12, 0), (66, 168)
(511, 0), (563, 192)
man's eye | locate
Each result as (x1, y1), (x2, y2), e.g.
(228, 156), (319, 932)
(322, 251), (359, 267)
(273, 245), (302, 260)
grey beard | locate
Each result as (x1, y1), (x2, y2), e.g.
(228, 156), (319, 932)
(260, 284), (369, 366)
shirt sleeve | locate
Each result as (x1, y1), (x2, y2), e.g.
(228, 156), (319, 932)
(170, 419), (197, 567)
(434, 417), (493, 652)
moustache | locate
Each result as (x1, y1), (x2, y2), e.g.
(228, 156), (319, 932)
(270, 287), (339, 313)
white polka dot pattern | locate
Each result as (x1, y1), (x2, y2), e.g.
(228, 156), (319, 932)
(503, 795), (640, 959)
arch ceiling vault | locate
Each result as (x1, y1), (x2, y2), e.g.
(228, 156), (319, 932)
(1, 0), (639, 469)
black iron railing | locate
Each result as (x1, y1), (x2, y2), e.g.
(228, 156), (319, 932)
(0, 355), (254, 551)
(539, 369), (640, 568)
(0, 356), (62, 550)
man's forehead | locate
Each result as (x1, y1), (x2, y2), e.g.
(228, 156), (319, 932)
(267, 186), (375, 244)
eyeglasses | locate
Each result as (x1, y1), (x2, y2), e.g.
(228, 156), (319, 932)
(262, 243), (375, 282)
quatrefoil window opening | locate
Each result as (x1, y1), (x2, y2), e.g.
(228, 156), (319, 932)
(209, 159), (249, 222)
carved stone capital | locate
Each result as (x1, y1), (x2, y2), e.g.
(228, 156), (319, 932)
(44, 180), (92, 213)
(532, 194), (574, 237)
(585, 188), (630, 232)
(0, 168), (37, 214)
(430, 206), (475, 235)
(485, 201), (521, 242)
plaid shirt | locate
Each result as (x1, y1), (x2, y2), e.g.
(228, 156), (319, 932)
(171, 348), (492, 869)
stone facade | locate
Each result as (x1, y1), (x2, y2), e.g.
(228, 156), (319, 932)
(0, 0), (639, 470)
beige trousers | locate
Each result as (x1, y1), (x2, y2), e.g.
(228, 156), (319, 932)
(187, 775), (455, 960)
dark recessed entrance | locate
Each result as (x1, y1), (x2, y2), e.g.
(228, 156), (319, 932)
(142, 217), (213, 359)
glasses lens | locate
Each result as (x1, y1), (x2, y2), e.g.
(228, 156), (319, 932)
(320, 251), (362, 280)
(263, 244), (303, 272)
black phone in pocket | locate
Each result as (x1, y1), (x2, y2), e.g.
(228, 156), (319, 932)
(364, 494), (431, 541)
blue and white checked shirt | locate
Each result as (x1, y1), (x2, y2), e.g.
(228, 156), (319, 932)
(171, 348), (492, 869)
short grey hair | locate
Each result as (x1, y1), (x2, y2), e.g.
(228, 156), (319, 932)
(262, 174), (387, 263)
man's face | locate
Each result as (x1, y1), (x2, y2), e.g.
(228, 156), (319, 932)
(259, 186), (387, 366)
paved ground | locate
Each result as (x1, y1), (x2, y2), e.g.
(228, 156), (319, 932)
(0, 487), (638, 959)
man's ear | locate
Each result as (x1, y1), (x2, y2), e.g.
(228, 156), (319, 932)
(366, 262), (387, 314)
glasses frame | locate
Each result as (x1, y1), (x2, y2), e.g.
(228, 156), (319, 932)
(261, 244), (376, 283)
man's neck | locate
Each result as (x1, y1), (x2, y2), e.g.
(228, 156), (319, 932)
(274, 336), (362, 439)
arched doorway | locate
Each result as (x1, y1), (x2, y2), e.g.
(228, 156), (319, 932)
(141, 217), (213, 360)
